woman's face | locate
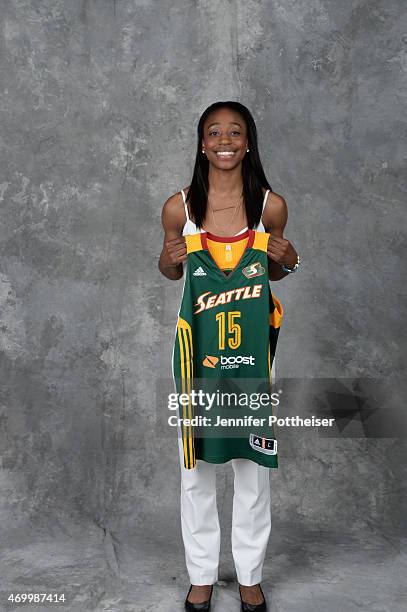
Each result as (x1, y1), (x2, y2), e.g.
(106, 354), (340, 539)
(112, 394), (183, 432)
(202, 108), (248, 170)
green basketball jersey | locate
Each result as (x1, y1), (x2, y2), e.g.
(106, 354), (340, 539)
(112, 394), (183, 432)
(172, 229), (283, 470)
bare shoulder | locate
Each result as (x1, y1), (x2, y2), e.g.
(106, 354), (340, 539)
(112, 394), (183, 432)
(264, 191), (287, 215)
(263, 188), (286, 211)
(161, 188), (189, 232)
(262, 188), (288, 231)
(162, 189), (184, 211)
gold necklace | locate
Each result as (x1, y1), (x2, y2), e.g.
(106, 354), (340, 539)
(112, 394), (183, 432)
(208, 192), (243, 234)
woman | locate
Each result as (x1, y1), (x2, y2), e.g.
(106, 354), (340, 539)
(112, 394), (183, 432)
(158, 101), (299, 611)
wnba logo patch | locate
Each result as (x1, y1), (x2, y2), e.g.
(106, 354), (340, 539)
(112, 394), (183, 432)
(203, 355), (219, 368)
(242, 262), (265, 278)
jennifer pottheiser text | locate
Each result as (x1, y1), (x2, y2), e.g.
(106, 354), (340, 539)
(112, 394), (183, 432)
(168, 415), (336, 428)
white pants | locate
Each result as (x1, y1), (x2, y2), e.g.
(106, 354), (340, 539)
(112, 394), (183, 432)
(177, 435), (272, 586)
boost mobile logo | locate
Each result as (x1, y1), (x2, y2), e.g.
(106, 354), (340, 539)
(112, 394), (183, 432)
(202, 355), (219, 368)
(202, 354), (255, 369)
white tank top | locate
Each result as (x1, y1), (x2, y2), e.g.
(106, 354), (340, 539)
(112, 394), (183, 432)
(181, 188), (270, 236)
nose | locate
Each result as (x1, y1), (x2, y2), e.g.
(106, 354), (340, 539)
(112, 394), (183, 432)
(219, 133), (232, 144)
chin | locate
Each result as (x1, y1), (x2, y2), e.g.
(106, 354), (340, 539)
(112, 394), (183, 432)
(210, 157), (243, 167)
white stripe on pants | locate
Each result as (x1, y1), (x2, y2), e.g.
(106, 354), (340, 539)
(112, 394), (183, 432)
(177, 436), (271, 586)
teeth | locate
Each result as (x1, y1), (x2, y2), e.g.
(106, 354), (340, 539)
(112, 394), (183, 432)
(216, 152), (235, 156)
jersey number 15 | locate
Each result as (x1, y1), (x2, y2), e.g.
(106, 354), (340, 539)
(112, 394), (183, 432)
(215, 311), (241, 350)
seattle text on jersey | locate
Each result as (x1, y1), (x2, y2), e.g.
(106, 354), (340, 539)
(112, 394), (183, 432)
(193, 284), (263, 314)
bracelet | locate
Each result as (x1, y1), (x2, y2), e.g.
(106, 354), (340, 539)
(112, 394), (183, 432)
(281, 254), (301, 273)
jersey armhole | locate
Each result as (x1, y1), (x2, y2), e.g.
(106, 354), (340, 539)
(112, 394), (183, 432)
(252, 231), (270, 252)
(185, 233), (203, 254)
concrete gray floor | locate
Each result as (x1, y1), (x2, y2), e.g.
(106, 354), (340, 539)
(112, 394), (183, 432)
(1, 520), (406, 611)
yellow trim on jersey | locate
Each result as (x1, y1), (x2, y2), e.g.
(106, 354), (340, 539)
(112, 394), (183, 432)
(176, 317), (196, 469)
(186, 230), (270, 256)
(182, 327), (194, 466)
(268, 294), (283, 384)
(177, 326), (188, 464)
(185, 234), (203, 254)
(270, 294), (283, 329)
(177, 316), (191, 330)
(252, 231), (270, 252)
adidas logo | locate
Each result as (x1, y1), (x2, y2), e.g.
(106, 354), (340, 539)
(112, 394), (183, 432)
(193, 266), (207, 276)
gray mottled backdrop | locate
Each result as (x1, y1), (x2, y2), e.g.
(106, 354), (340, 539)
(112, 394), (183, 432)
(0, 1), (406, 611)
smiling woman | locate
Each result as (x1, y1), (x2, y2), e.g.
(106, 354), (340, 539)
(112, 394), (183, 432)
(206, 121), (246, 158)
(187, 104), (268, 231)
(158, 101), (299, 611)
(158, 101), (299, 283)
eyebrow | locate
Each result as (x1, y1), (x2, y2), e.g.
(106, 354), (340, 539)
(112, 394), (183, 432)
(207, 122), (242, 129)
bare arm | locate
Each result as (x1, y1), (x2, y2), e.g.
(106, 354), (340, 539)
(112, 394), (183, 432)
(262, 192), (299, 281)
(158, 193), (187, 281)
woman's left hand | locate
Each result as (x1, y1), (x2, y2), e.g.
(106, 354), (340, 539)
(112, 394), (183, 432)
(267, 234), (298, 268)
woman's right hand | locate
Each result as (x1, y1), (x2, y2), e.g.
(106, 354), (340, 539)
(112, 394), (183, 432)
(162, 236), (187, 267)
(158, 192), (189, 280)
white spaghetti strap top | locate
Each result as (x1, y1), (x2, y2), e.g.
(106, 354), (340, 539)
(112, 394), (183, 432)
(181, 188), (269, 236)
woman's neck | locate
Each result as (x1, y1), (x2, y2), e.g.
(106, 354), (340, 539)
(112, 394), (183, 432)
(207, 165), (243, 196)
